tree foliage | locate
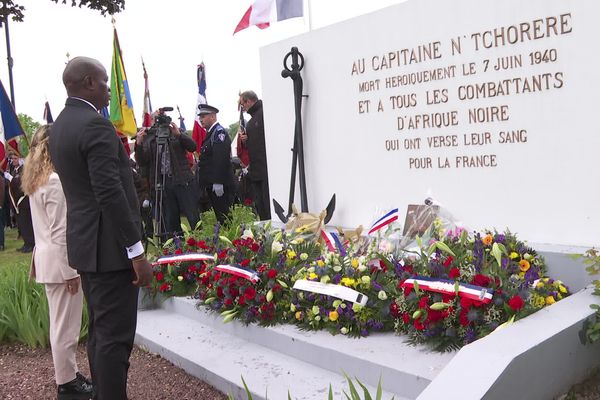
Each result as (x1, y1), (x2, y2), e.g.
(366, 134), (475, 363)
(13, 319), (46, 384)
(0, 0), (125, 22)
(17, 113), (41, 157)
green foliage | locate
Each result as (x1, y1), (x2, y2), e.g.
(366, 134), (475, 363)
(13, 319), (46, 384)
(1, 0), (125, 22)
(574, 248), (600, 345)
(228, 121), (240, 141)
(17, 113), (41, 157)
(227, 374), (394, 400)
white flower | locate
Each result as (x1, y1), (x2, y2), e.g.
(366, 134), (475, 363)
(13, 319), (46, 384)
(340, 327), (349, 335)
(378, 240), (393, 254)
(357, 264), (367, 272)
(271, 241), (283, 254)
(177, 276), (184, 282)
(361, 276), (371, 285)
(378, 290), (388, 300)
(241, 229), (254, 240)
(333, 265), (342, 272)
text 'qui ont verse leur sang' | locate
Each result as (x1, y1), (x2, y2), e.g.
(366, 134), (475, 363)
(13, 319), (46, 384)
(351, 12), (571, 170)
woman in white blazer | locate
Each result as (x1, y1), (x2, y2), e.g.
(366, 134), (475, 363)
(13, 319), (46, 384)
(22, 125), (93, 399)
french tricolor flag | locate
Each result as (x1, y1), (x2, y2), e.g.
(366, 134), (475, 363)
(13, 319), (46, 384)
(214, 264), (260, 283)
(0, 80), (24, 170)
(368, 208), (400, 235)
(152, 253), (215, 266)
(320, 230), (346, 256)
(234, 0), (303, 34)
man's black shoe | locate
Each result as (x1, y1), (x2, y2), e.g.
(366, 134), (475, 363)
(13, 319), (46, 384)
(76, 372), (92, 386)
(18, 246), (33, 253)
(57, 376), (93, 400)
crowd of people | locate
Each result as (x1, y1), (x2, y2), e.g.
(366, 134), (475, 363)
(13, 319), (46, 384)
(2, 56), (272, 400)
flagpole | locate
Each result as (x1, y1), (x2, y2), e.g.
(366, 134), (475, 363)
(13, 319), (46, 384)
(306, 0), (313, 31)
(2, 16), (15, 106)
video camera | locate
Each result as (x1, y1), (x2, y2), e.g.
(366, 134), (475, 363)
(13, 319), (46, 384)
(148, 106), (173, 139)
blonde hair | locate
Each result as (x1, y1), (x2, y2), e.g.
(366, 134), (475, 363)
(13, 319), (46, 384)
(21, 125), (53, 195)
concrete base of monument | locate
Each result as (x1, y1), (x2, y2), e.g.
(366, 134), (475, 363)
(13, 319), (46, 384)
(135, 296), (453, 400)
(135, 286), (600, 399)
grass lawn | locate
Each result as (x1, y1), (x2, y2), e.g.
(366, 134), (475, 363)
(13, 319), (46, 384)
(0, 227), (32, 267)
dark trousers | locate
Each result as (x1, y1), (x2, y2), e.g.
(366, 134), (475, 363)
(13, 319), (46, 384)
(162, 178), (200, 236)
(251, 179), (271, 221)
(207, 186), (232, 224)
(17, 202), (35, 248)
(80, 270), (139, 400)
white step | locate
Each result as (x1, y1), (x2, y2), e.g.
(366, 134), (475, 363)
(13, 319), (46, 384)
(136, 308), (407, 400)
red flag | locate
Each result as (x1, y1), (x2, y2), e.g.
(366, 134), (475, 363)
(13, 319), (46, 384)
(142, 59), (153, 128)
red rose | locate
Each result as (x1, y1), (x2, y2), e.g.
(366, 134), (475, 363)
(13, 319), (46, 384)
(229, 287), (239, 298)
(224, 298), (233, 307)
(155, 271), (164, 282)
(188, 266), (197, 273)
(267, 269), (278, 279)
(426, 309), (446, 323)
(404, 265), (414, 274)
(258, 264), (268, 273)
(238, 296), (246, 306)
(186, 238), (196, 246)
(418, 296), (429, 308)
(162, 248), (169, 255)
(449, 267), (460, 279)
(197, 240), (209, 250)
(244, 287), (256, 300)
(216, 287), (224, 298)
(402, 312), (410, 325)
(272, 283), (282, 293)
(460, 297), (473, 309)
(175, 249), (183, 255)
(390, 302), (400, 318)
(159, 283), (170, 293)
(240, 259), (250, 267)
(443, 256), (454, 267)
(472, 274), (491, 287)
(244, 198), (253, 206)
(403, 286), (412, 297)
(508, 295), (525, 311)
(413, 318), (425, 331)
(459, 310), (470, 326)
(218, 249), (229, 259)
(442, 294), (456, 303)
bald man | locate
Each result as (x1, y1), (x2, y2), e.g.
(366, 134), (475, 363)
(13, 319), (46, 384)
(49, 56), (153, 400)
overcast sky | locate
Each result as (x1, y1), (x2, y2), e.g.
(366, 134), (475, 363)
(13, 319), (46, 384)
(0, 0), (402, 128)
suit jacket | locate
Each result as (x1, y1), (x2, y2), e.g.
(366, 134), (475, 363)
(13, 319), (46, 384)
(29, 172), (78, 283)
(197, 123), (234, 188)
(245, 100), (269, 182)
(49, 98), (141, 273)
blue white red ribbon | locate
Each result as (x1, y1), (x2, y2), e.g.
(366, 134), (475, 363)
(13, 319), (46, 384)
(320, 230), (346, 256)
(368, 208), (399, 235)
(401, 275), (494, 304)
(153, 253), (214, 266)
(214, 264), (260, 283)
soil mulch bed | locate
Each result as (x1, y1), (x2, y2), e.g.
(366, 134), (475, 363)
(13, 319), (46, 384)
(0, 343), (227, 400)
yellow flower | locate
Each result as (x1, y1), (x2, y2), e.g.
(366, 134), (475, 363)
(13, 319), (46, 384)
(329, 311), (339, 321)
(519, 259), (530, 272)
(545, 296), (556, 305)
(482, 234), (493, 246)
(308, 272), (318, 280)
(287, 250), (297, 259)
(317, 260), (325, 267)
(351, 258), (359, 268)
(340, 277), (356, 287)
(559, 285), (567, 294)
(532, 295), (545, 308)
(295, 311), (303, 320)
(509, 252), (519, 260)
(536, 282), (544, 288)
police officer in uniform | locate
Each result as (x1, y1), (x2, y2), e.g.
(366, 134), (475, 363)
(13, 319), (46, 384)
(196, 104), (234, 224)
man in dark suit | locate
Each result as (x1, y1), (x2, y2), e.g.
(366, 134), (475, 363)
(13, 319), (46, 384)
(49, 56), (153, 400)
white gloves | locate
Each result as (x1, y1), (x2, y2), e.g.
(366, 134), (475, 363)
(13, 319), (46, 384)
(212, 183), (224, 197)
(241, 167), (249, 176)
(142, 199), (151, 208)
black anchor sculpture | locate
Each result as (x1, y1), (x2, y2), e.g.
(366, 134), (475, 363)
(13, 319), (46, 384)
(272, 47), (335, 224)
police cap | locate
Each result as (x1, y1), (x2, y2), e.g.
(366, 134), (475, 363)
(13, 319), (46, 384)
(197, 103), (219, 116)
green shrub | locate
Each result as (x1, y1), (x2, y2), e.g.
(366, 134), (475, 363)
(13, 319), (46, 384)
(0, 263), (88, 347)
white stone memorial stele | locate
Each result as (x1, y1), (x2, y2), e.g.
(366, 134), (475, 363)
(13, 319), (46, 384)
(260, 0), (600, 248)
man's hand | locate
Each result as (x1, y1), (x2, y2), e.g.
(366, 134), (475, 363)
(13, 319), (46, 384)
(212, 183), (224, 197)
(135, 128), (147, 145)
(170, 122), (181, 136)
(65, 276), (80, 295)
(132, 256), (153, 287)
(239, 129), (248, 143)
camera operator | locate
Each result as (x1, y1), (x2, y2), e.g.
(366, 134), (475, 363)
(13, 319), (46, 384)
(196, 104), (234, 224)
(134, 108), (199, 239)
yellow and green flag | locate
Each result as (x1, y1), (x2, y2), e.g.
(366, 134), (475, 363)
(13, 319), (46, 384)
(110, 28), (137, 137)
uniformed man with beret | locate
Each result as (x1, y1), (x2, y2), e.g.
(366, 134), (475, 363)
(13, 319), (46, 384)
(196, 104), (234, 223)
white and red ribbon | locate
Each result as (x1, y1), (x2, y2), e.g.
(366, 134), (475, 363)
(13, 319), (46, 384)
(401, 276), (494, 304)
(320, 230), (346, 255)
(368, 208), (399, 235)
(152, 253), (214, 266)
(214, 264), (260, 283)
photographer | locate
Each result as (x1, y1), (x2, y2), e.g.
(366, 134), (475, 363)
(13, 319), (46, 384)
(135, 108), (199, 239)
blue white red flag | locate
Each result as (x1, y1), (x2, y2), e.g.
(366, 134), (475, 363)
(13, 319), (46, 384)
(401, 276), (494, 304)
(214, 264), (260, 283)
(152, 253), (215, 266)
(192, 62), (207, 155)
(320, 229), (346, 256)
(234, 0), (303, 34)
(368, 208), (400, 235)
(0, 80), (24, 168)
(43, 101), (54, 123)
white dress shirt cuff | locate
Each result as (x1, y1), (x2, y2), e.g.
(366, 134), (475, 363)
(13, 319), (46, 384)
(126, 241), (144, 259)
